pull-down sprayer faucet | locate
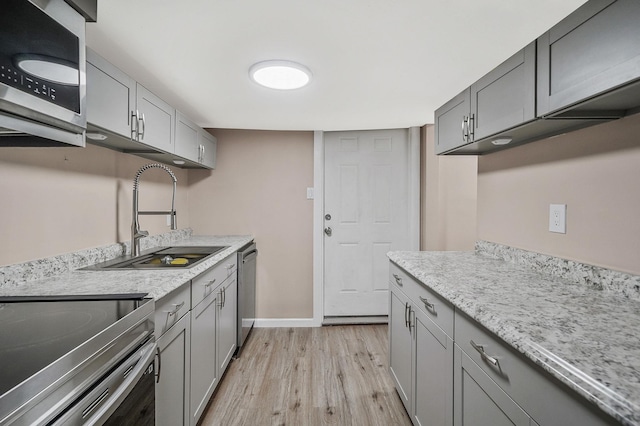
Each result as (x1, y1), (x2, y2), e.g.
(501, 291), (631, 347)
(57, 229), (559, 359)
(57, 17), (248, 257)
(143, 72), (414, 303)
(131, 163), (178, 257)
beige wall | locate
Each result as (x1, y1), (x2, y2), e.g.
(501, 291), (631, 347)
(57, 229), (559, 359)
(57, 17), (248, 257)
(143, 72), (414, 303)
(188, 129), (314, 319)
(477, 113), (640, 275)
(421, 125), (478, 251)
(0, 144), (189, 266)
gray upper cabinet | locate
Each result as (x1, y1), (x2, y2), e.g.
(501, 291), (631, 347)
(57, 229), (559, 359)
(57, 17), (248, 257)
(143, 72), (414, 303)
(175, 112), (201, 163)
(471, 42), (536, 140)
(86, 50), (135, 139)
(435, 42), (535, 155)
(435, 89), (470, 155)
(135, 84), (175, 153)
(537, 0), (640, 117)
(175, 112), (217, 170)
(198, 130), (217, 170)
(86, 48), (215, 169)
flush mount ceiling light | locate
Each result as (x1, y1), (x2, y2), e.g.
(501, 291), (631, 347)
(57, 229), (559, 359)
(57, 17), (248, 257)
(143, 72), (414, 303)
(249, 60), (312, 90)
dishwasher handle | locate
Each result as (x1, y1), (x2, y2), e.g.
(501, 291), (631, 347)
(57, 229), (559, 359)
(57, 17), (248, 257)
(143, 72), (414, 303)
(242, 249), (258, 263)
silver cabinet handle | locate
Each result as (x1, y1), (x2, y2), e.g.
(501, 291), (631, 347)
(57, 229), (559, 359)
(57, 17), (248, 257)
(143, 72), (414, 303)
(155, 347), (162, 383)
(468, 113), (475, 140)
(139, 113), (146, 140)
(204, 278), (216, 288)
(393, 273), (403, 286)
(222, 286), (226, 307)
(408, 307), (414, 330)
(470, 340), (500, 368)
(131, 111), (139, 140)
(419, 296), (434, 310)
(165, 301), (185, 317)
(461, 116), (468, 142)
(201, 144), (205, 162)
(227, 263), (236, 270)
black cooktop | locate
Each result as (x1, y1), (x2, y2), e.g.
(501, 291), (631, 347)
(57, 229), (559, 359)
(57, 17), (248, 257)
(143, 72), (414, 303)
(0, 294), (146, 396)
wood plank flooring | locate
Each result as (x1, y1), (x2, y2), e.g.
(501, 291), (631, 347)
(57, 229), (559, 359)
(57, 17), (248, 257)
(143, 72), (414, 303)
(199, 325), (411, 426)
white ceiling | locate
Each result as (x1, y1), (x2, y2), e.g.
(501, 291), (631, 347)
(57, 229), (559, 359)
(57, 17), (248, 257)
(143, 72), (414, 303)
(86, 0), (588, 132)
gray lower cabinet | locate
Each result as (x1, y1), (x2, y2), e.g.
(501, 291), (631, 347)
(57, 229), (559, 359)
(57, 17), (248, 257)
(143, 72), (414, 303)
(414, 306), (453, 426)
(389, 285), (413, 412)
(389, 266), (454, 426)
(434, 42), (535, 154)
(156, 312), (191, 426)
(454, 343), (532, 426)
(537, 0), (640, 117)
(217, 274), (237, 377)
(389, 260), (616, 426)
(190, 286), (219, 426)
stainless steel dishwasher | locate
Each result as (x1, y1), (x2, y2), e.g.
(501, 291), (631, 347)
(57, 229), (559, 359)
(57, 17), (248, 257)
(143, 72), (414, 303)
(236, 242), (257, 355)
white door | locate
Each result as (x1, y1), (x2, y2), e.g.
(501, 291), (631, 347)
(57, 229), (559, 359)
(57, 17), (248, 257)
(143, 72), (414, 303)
(323, 129), (412, 317)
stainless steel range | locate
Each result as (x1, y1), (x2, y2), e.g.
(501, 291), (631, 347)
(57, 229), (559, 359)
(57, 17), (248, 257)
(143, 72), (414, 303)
(0, 294), (155, 425)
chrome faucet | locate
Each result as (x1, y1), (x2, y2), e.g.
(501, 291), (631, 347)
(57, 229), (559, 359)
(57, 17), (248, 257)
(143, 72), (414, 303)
(131, 163), (178, 257)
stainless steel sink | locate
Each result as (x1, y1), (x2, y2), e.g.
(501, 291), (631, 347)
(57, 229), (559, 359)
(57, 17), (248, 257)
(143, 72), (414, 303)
(84, 246), (229, 270)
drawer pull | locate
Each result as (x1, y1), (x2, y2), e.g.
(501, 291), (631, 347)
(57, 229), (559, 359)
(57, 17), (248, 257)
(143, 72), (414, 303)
(419, 296), (434, 310)
(227, 263), (236, 270)
(166, 301), (185, 317)
(393, 274), (403, 286)
(470, 340), (500, 369)
(204, 278), (217, 288)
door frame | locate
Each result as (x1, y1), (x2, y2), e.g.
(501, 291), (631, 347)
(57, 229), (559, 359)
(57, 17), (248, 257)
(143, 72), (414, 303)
(312, 128), (421, 326)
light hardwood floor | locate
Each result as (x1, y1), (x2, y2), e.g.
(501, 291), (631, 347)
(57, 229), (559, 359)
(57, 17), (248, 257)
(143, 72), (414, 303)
(200, 325), (411, 426)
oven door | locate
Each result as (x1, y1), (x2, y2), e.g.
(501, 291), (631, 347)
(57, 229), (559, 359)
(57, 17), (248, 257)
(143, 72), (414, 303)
(50, 339), (156, 426)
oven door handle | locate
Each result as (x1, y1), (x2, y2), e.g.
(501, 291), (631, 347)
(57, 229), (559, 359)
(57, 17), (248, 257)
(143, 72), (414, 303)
(51, 340), (157, 425)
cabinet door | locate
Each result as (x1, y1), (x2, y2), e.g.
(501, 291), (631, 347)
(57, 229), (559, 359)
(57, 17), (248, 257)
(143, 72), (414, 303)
(537, 0), (640, 116)
(434, 89), (470, 154)
(470, 42), (535, 140)
(217, 275), (237, 376)
(190, 290), (218, 426)
(198, 130), (217, 169)
(389, 285), (413, 414)
(175, 112), (201, 163)
(413, 308), (453, 426)
(454, 344), (532, 426)
(156, 312), (190, 426)
(86, 49), (135, 139)
(136, 84), (175, 153)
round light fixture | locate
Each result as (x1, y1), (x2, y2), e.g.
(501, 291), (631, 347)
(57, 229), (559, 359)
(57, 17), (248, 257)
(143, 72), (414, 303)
(249, 60), (312, 90)
(86, 132), (108, 141)
(172, 159), (186, 165)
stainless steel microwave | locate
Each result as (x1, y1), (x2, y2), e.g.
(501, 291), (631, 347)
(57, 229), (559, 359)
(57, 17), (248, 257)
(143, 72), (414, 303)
(0, 0), (86, 147)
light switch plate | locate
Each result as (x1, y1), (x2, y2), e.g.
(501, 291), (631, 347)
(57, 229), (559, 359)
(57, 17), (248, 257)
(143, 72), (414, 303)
(549, 204), (566, 234)
(306, 187), (314, 200)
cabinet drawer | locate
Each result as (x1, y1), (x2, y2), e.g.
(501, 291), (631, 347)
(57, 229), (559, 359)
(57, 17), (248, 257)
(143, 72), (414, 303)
(455, 312), (612, 426)
(390, 263), (454, 338)
(192, 254), (237, 307)
(155, 281), (190, 337)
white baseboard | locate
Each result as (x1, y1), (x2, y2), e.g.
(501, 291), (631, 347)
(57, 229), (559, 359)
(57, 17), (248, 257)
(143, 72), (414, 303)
(254, 318), (321, 328)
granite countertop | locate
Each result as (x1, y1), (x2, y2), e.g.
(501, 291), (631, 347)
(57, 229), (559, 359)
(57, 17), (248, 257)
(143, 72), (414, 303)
(0, 234), (254, 301)
(388, 250), (640, 426)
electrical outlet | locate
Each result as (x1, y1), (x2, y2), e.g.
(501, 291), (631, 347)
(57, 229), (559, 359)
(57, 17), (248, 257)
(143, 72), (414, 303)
(549, 204), (566, 234)
(166, 214), (172, 227)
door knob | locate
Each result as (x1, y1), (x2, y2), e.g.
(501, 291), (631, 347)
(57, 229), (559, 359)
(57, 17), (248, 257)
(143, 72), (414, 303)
(324, 227), (332, 236)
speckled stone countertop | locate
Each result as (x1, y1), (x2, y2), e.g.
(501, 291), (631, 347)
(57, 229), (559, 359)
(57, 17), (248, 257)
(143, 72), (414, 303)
(0, 232), (254, 301)
(388, 248), (640, 426)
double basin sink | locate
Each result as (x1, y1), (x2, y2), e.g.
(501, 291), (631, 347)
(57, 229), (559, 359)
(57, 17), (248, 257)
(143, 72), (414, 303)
(85, 246), (229, 270)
